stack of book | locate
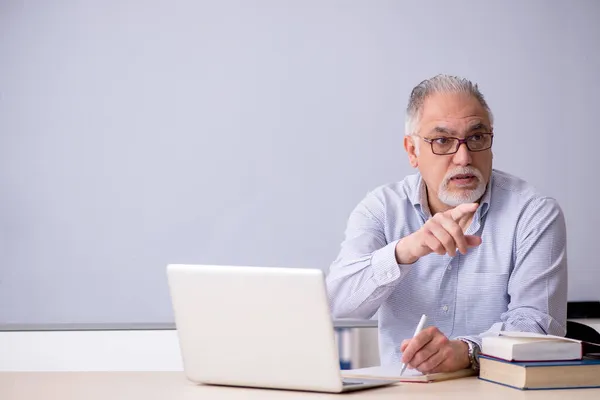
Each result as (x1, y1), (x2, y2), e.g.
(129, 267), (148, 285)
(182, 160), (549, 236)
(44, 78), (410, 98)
(479, 331), (600, 390)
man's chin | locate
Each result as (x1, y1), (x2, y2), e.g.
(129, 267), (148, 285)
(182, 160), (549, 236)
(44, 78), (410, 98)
(439, 188), (483, 207)
(440, 198), (473, 207)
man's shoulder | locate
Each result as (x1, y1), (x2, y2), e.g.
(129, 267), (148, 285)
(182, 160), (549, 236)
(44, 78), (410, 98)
(491, 169), (562, 211)
(366, 173), (420, 203)
(492, 169), (542, 198)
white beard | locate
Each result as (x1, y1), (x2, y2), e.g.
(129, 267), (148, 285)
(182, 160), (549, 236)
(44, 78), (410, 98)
(438, 166), (486, 207)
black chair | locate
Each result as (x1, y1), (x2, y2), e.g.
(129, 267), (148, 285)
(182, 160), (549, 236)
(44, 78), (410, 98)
(566, 320), (600, 345)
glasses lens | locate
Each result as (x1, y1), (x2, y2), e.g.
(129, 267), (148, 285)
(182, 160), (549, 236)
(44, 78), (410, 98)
(432, 138), (458, 154)
(467, 134), (492, 151)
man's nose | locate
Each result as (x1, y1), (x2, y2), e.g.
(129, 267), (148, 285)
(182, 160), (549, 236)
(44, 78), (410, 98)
(452, 142), (472, 166)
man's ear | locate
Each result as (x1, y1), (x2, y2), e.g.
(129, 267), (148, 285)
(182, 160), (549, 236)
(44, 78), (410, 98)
(404, 136), (419, 168)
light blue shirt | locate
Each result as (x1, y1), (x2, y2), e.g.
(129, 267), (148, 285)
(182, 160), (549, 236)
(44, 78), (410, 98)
(326, 169), (568, 365)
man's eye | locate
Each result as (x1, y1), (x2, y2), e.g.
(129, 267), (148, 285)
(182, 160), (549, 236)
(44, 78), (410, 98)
(469, 134), (483, 141)
(433, 137), (450, 145)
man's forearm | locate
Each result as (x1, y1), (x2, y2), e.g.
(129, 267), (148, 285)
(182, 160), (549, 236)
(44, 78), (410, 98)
(326, 241), (405, 318)
(455, 305), (567, 355)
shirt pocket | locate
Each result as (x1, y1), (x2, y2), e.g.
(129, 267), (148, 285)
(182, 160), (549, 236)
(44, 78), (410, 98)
(459, 272), (510, 334)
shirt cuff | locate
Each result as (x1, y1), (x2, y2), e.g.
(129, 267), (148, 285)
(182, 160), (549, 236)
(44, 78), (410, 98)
(454, 335), (482, 349)
(370, 240), (412, 286)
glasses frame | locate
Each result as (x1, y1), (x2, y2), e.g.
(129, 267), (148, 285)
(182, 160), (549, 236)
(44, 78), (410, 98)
(415, 132), (494, 155)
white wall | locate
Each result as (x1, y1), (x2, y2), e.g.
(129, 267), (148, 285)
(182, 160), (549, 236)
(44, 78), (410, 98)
(4, 322), (600, 371)
(0, 328), (380, 371)
(0, 331), (184, 371)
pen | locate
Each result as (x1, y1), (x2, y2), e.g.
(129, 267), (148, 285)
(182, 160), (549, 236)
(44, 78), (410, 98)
(400, 314), (428, 375)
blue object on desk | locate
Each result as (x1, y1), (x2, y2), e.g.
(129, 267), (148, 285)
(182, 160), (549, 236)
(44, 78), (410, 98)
(335, 327), (352, 370)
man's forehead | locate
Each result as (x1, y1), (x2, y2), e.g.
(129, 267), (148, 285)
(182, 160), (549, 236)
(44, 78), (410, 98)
(421, 93), (487, 116)
(427, 120), (489, 136)
(419, 93), (491, 130)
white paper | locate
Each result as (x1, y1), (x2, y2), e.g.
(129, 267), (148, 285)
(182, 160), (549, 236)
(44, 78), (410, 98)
(344, 365), (424, 378)
(401, 368), (425, 377)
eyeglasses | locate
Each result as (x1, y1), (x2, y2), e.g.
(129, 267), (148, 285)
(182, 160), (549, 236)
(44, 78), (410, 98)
(415, 133), (494, 155)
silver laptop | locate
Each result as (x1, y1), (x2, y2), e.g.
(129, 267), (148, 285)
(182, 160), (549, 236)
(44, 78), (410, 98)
(166, 264), (395, 393)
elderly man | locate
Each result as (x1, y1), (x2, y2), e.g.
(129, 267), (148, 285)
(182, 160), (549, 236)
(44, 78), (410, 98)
(326, 74), (567, 374)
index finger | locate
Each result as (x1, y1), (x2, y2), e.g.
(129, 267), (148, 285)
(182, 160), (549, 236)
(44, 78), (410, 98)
(401, 329), (435, 364)
(400, 339), (410, 352)
(447, 203), (478, 222)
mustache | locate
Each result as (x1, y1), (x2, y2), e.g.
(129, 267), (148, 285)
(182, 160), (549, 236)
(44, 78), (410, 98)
(443, 167), (483, 183)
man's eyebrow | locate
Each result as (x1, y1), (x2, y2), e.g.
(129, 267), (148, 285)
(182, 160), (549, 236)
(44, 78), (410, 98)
(467, 122), (489, 132)
(431, 126), (459, 136)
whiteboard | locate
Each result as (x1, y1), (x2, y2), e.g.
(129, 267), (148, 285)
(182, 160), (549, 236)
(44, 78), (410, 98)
(1, 0), (599, 326)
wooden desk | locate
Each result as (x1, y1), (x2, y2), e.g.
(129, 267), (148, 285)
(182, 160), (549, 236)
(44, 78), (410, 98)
(2, 373), (600, 400)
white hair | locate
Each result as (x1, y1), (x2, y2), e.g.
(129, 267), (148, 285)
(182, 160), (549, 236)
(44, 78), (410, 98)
(438, 166), (486, 206)
(405, 74), (494, 141)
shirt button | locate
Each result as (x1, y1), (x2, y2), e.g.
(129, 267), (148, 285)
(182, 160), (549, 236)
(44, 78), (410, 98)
(386, 272), (393, 279)
(447, 265), (452, 271)
(442, 305), (449, 312)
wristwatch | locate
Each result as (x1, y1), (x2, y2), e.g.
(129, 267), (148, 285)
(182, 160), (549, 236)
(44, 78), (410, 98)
(459, 338), (481, 371)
